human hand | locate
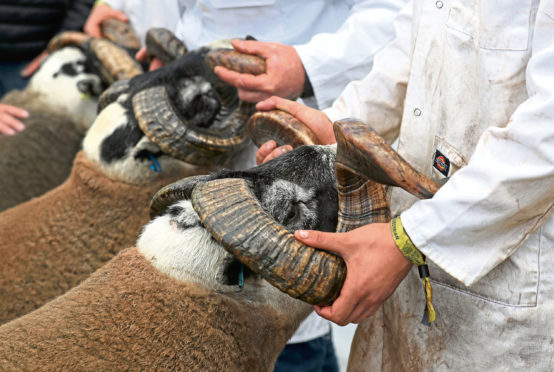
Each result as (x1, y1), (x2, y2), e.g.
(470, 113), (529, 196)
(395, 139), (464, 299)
(214, 39), (305, 102)
(294, 223), (412, 326)
(20, 50), (48, 78)
(84, 3), (128, 38)
(254, 96), (335, 164)
(0, 104), (28, 135)
(135, 47), (164, 71)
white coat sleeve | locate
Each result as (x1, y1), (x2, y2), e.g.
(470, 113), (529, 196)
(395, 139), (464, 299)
(294, 0), (409, 110)
(401, 2), (554, 287)
(322, 1), (413, 144)
(101, 0), (124, 10)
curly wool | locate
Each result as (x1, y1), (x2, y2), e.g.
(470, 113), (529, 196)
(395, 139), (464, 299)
(0, 90), (86, 212)
(0, 248), (296, 372)
(0, 151), (195, 324)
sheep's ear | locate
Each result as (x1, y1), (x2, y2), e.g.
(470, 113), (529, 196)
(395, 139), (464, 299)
(145, 28), (188, 65)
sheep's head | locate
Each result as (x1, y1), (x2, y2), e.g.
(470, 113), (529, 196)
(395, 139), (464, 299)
(137, 145), (338, 321)
(27, 47), (104, 131)
(84, 42), (265, 183)
(27, 31), (142, 131)
(147, 114), (442, 306)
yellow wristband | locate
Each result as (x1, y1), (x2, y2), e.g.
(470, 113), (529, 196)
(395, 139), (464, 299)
(94, 0), (108, 7)
(390, 216), (436, 325)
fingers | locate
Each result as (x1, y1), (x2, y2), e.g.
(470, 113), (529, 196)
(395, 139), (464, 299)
(0, 106), (27, 135)
(111, 9), (128, 22)
(135, 47), (147, 61)
(294, 229), (347, 255)
(256, 144), (293, 164)
(20, 51), (47, 78)
(214, 66), (267, 91)
(255, 97), (278, 111)
(231, 39), (271, 57)
(237, 89), (271, 103)
(84, 4), (128, 38)
(149, 57), (164, 71)
(313, 280), (359, 326)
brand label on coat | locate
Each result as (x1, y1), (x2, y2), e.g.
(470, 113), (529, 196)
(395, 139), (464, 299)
(433, 149), (450, 177)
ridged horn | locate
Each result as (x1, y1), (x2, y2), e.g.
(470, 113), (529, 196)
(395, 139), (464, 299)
(145, 28), (187, 65)
(97, 78), (130, 113)
(247, 110), (319, 148)
(333, 119), (440, 199)
(149, 175), (212, 218)
(191, 178), (347, 305)
(205, 48), (266, 75)
(132, 85), (252, 166)
(100, 18), (140, 50)
(89, 38), (143, 84)
(46, 32), (91, 53)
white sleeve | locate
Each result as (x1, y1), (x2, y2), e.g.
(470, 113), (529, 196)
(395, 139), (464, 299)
(401, 2), (554, 287)
(294, 0), (409, 109)
(322, 1), (413, 144)
(102, 0), (124, 10)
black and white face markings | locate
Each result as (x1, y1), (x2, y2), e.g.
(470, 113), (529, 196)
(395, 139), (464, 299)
(162, 145), (339, 286)
(51, 51), (103, 96)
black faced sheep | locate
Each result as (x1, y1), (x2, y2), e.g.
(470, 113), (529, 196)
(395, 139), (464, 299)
(0, 144), (340, 371)
(0, 45), (265, 324)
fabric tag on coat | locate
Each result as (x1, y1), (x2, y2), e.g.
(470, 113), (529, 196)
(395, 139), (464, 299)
(433, 149), (450, 177)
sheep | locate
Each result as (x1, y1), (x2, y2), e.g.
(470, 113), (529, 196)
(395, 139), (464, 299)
(0, 35), (142, 212)
(0, 143), (341, 371)
(0, 45), (265, 325)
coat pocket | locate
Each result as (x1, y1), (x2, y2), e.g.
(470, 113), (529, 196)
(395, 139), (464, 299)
(429, 227), (540, 307)
(447, 0), (533, 51)
(430, 136), (467, 183)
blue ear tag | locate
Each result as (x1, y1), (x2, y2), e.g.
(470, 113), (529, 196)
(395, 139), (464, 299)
(148, 153), (162, 173)
(235, 264), (245, 293)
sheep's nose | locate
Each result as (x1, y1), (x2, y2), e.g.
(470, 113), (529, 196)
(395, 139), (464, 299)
(77, 78), (102, 96)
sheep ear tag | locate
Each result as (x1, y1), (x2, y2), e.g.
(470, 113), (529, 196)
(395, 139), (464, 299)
(333, 119), (440, 200)
(191, 178), (347, 306)
(247, 110), (319, 148)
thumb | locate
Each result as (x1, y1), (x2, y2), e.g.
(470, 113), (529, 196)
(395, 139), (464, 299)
(231, 39), (268, 58)
(294, 230), (346, 255)
(110, 9), (129, 22)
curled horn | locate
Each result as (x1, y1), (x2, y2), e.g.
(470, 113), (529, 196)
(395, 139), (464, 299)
(247, 110), (318, 148)
(149, 175), (212, 219)
(192, 178), (346, 305)
(333, 119), (440, 199)
(145, 28), (188, 65)
(133, 48), (265, 166)
(46, 32), (91, 53)
(100, 18), (140, 50)
(89, 38), (143, 84)
(205, 48), (266, 76)
(132, 85), (252, 166)
(97, 78), (130, 113)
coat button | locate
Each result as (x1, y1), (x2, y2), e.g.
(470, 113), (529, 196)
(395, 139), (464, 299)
(413, 108), (422, 117)
(436, 1), (444, 8)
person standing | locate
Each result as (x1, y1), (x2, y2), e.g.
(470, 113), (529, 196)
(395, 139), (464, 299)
(256, 1), (554, 370)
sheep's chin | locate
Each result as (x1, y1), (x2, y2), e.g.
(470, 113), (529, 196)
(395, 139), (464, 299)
(136, 200), (311, 318)
(28, 47), (100, 130)
(83, 101), (196, 183)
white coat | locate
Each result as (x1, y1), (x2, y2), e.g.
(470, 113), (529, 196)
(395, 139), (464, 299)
(174, 0), (408, 109)
(102, 0), (184, 46)
(325, 0), (554, 370)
